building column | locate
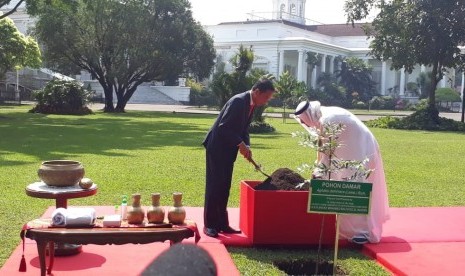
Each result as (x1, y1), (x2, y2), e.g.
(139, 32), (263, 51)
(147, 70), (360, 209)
(381, 61), (387, 95)
(279, 50), (285, 76)
(329, 56), (335, 74)
(320, 54), (327, 73)
(297, 50), (305, 82)
(399, 67), (405, 96)
(311, 65), (318, 88)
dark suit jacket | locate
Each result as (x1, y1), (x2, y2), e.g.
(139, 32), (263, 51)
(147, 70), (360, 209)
(202, 91), (253, 162)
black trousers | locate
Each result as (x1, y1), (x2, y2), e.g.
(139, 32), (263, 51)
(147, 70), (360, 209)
(204, 150), (235, 230)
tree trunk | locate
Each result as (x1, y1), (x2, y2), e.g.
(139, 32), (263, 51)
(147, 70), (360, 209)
(427, 62), (440, 123)
(114, 89), (126, 113)
(103, 87), (114, 112)
(429, 62), (439, 108)
(461, 85), (465, 123)
(115, 101), (126, 113)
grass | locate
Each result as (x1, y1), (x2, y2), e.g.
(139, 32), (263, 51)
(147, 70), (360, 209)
(1, 105), (465, 274)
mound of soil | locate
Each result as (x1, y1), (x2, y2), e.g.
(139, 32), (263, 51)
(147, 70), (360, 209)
(254, 168), (309, 191)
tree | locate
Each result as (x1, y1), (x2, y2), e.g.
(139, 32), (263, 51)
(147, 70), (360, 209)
(0, 16), (41, 77)
(311, 72), (348, 107)
(32, 0), (215, 112)
(345, 0), (465, 122)
(275, 70), (306, 122)
(306, 51), (321, 85)
(335, 57), (376, 102)
(0, 0), (27, 20)
(211, 45), (255, 108)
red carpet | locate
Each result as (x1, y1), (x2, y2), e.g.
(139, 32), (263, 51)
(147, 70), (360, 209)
(0, 206), (240, 276)
(363, 207), (465, 275)
(3, 206), (465, 275)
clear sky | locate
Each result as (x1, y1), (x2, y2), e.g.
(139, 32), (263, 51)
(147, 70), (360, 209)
(188, 0), (358, 25)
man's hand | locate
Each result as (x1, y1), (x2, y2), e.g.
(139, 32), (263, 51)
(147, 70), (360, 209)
(238, 142), (252, 161)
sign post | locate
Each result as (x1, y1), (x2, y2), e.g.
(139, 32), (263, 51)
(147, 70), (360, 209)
(308, 179), (373, 275)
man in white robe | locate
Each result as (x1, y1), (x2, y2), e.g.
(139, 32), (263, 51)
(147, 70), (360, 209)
(294, 101), (390, 244)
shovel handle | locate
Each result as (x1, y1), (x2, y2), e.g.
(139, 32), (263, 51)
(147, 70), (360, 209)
(249, 158), (271, 178)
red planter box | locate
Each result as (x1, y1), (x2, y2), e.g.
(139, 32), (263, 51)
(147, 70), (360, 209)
(240, 180), (336, 245)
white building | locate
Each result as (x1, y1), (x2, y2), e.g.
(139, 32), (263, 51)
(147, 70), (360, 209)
(2, 0), (464, 104)
(205, 0), (463, 99)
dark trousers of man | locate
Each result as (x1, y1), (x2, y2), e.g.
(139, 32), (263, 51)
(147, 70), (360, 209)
(204, 150), (235, 230)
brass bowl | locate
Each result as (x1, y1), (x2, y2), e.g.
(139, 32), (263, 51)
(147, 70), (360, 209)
(38, 160), (85, 187)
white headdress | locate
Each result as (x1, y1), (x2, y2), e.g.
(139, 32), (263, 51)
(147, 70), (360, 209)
(294, 101), (322, 126)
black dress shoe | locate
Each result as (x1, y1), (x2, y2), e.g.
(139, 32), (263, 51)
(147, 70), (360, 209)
(203, 227), (219, 238)
(220, 226), (241, 234)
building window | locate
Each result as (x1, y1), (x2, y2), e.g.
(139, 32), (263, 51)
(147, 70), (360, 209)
(290, 4), (296, 15)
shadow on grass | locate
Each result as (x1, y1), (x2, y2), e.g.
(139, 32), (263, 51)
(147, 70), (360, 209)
(0, 111), (211, 165)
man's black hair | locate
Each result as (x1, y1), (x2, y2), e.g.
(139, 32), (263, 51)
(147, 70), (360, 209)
(252, 78), (275, 92)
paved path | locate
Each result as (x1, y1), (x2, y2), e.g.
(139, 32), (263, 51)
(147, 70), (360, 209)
(89, 103), (464, 122)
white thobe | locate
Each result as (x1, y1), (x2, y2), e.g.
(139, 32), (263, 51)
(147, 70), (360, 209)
(302, 106), (390, 243)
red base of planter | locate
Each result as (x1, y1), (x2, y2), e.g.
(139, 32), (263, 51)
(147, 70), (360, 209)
(240, 180), (336, 245)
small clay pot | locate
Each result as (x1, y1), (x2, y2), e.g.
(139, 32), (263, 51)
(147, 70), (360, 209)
(38, 160), (84, 187)
(127, 193), (145, 224)
(147, 193), (165, 224)
(168, 192), (186, 224)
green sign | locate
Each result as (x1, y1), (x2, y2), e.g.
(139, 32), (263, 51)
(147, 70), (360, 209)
(308, 179), (373, 215)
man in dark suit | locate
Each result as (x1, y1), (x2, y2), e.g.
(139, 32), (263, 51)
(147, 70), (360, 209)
(202, 78), (275, 237)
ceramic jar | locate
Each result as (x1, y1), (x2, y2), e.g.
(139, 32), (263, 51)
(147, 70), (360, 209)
(168, 192), (186, 224)
(38, 160), (85, 187)
(147, 193), (165, 224)
(126, 193), (145, 224)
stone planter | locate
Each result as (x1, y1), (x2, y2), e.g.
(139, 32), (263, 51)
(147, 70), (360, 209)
(240, 180), (336, 245)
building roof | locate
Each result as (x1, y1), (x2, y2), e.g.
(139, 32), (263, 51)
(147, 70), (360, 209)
(307, 23), (369, 37)
(217, 20), (370, 37)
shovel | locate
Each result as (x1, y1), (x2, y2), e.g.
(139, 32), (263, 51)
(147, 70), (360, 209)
(249, 158), (271, 179)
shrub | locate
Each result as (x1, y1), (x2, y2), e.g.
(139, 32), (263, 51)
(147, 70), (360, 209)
(369, 96), (396, 110)
(30, 79), (92, 115)
(188, 79), (216, 107)
(435, 88), (461, 102)
(249, 121), (275, 133)
(366, 105), (465, 131)
(308, 85), (349, 107)
(365, 116), (401, 129)
(415, 99), (428, 111)
(352, 101), (368, 109)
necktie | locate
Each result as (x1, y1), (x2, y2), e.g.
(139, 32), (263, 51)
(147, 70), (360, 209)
(248, 105), (255, 118)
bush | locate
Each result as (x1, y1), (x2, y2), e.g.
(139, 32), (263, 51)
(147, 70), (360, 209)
(352, 101), (368, 109)
(366, 105), (465, 131)
(365, 116), (401, 128)
(188, 79), (216, 107)
(30, 79), (92, 115)
(308, 86), (349, 107)
(369, 96), (396, 110)
(249, 121), (275, 133)
(435, 88), (461, 102)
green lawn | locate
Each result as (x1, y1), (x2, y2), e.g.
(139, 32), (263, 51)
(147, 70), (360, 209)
(1, 105), (464, 274)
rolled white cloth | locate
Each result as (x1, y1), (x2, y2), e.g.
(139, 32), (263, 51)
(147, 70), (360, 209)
(52, 207), (96, 226)
(51, 208), (67, 226)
